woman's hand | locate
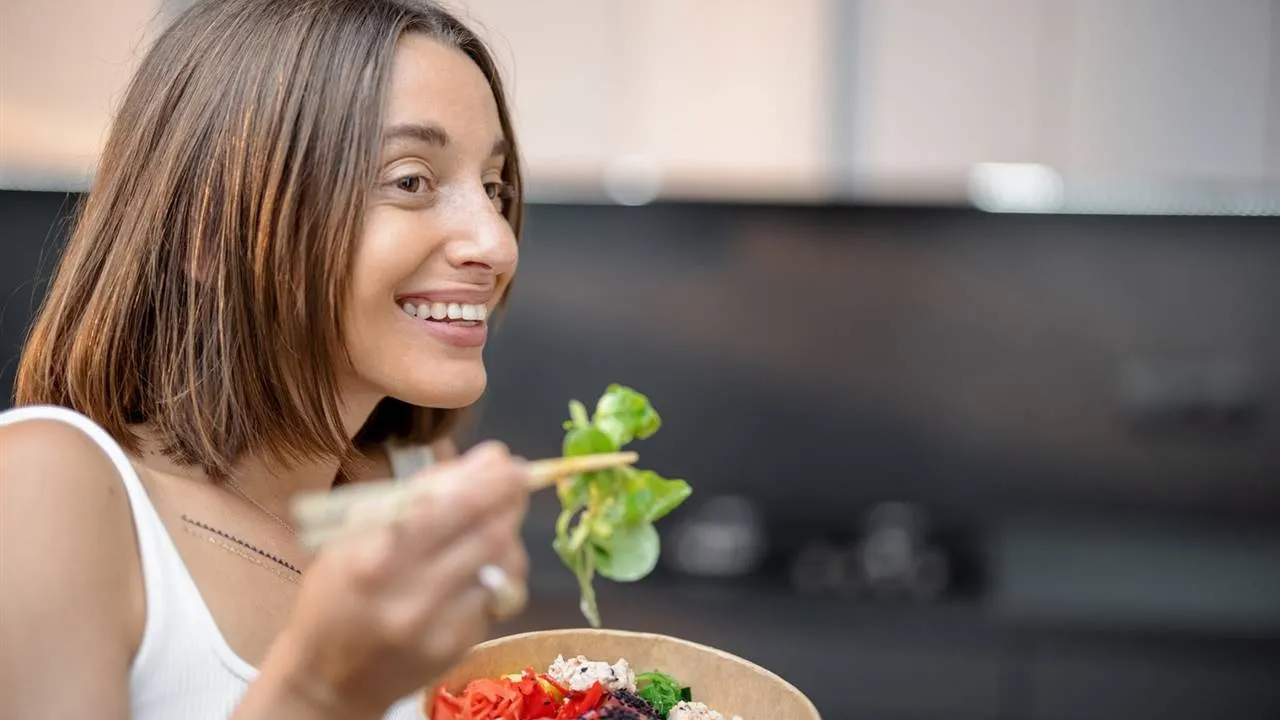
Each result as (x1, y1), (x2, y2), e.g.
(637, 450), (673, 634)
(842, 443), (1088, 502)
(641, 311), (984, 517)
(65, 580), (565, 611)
(244, 440), (531, 720)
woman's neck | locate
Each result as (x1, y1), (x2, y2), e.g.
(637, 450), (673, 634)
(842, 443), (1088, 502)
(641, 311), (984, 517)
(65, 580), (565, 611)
(135, 388), (386, 520)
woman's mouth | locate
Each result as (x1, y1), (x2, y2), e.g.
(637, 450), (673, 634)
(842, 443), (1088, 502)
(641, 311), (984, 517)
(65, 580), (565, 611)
(400, 301), (489, 323)
(398, 300), (489, 348)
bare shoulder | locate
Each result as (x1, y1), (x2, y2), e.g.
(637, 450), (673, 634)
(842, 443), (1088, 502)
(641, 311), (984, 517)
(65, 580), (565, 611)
(0, 416), (141, 717)
(3, 414), (125, 475)
(1, 417), (139, 538)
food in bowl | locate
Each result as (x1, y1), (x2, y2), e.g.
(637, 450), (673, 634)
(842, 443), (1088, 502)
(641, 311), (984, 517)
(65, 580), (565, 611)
(429, 654), (743, 720)
(423, 629), (820, 720)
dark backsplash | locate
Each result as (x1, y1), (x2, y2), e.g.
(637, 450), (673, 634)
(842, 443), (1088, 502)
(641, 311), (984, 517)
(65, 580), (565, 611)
(3, 190), (1278, 719)
(475, 202), (1280, 526)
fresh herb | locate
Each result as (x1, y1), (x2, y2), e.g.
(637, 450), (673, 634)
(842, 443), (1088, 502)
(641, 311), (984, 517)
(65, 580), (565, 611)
(552, 384), (692, 627)
(635, 670), (690, 717)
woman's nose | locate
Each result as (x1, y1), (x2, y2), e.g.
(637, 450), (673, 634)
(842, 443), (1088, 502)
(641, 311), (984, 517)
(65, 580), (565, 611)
(444, 190), (518, 274)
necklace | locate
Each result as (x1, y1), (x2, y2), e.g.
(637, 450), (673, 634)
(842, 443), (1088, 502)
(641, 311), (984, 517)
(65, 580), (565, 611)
(182, 524), (301, 585)
(180, 514), (304, 577)
(223, 478), (297, 537)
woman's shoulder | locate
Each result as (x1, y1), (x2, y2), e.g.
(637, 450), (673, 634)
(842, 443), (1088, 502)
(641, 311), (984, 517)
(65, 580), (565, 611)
(3, 404), (119, 468)
(0, 404), (145, 649)
(0, 405), (134, 488)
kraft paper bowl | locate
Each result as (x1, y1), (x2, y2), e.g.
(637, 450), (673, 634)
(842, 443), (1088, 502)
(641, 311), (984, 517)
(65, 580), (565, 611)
(423, 627), (820, 719)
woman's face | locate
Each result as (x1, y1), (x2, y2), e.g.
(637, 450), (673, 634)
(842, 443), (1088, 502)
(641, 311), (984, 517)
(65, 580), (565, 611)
(344, 34), (518, 412)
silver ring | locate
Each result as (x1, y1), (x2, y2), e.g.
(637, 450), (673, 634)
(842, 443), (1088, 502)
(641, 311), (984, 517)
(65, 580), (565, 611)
(477, 564), (527, 620)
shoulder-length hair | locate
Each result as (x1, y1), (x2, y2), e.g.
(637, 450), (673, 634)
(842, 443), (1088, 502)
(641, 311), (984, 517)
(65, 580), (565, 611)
(15, 0), (523, 478)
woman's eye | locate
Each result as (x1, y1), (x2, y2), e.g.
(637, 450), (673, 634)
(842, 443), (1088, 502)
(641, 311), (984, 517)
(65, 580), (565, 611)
(394, 175), (432, 194)
(484, 181), (513, 211)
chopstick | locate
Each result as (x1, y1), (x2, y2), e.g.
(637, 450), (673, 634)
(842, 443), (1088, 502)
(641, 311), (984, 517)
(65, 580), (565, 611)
(290, 451), (638, 552)
(523, 451), (638, 491)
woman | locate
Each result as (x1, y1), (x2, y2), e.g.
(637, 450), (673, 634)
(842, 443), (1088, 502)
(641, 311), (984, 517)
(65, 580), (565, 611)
(0, 0), (533, 718)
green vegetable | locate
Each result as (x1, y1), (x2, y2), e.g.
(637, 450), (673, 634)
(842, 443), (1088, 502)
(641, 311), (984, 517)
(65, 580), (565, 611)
(553, 384), (692, 627)
(636, 670), (691, 716)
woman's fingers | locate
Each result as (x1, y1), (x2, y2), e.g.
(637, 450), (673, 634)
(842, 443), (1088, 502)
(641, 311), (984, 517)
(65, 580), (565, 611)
(418, 583), (491, 662)
(418, 527), (530, 660)
(404, 500), (526, 608)
(394, 441), (529, 551)
(279, 439), (533, 710)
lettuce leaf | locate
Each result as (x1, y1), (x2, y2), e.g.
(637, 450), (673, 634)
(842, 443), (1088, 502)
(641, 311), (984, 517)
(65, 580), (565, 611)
(551, 384), (691, 627)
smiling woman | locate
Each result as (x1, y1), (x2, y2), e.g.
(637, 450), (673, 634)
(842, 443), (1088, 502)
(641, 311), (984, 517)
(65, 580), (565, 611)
(0, 2), (536, 720)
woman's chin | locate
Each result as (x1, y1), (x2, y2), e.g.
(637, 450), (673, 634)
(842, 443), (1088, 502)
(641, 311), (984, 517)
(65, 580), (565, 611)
(392, 372), (487, 410)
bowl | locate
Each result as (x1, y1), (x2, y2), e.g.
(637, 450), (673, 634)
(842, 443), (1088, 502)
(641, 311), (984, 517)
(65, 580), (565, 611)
(423, 627), (820, 719)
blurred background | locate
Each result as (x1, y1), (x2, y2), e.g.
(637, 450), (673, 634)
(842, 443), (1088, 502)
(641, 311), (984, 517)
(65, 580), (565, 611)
(3, 1), (1280, 718)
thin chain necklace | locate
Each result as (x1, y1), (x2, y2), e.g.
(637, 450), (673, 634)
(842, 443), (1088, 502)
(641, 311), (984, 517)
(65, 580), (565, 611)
(223, 478), (297, 537)
(180, 514), (304, 577)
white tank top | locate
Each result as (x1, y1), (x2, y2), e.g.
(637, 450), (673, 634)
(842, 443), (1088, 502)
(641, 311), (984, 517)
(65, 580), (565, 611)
(0, 405), (427, 720)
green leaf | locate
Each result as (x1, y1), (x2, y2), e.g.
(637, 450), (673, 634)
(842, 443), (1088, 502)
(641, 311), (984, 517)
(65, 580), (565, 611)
(593, 384), (662, 447)
(553, 384), (689, 628)
(635, 471), (691, 523)
(568, 399), (590, 429)
(592, 522), (660, 582)
(563, 425), (616, 457)
(621, 486), (655, 526)
(556, 473), (590, 512)
(588, 466), (644, 527)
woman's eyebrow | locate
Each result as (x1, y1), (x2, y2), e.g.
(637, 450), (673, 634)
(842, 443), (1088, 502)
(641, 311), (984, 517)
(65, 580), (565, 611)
(383, 122), (450, 147)
(383, 122), (509, 159)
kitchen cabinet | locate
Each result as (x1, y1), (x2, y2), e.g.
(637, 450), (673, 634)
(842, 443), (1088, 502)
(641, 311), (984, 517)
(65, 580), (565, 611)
(459, 0), (830, 200)
(839, 0), (1277, 206)
(1268, 2), (1280, 181)
(447, 0), (621, 194)
(839, 0), (1052, 201)
(7, 0), (1275, 205)
(1048, 0), (1274, 186)
(615, 0), (829, 200)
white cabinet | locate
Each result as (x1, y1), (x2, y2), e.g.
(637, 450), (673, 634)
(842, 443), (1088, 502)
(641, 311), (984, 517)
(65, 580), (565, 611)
(448, 0), (622, 193)
(1049, 0), (1273, 184)
(616, 0), (830, 199)
(10, 0), (1272, 203)
(1267, 2), (1280, 182)
(839, 0), (1276, 205)
(841, 0), (1051, 201)
(454, 0), (830, 200)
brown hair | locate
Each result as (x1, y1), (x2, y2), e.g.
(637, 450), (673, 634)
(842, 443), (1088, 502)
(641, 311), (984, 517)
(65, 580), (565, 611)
(15, 0), (523, 478)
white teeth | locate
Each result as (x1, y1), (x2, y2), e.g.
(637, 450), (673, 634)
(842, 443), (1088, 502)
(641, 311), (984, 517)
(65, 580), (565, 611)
(400, 300), (488, 322)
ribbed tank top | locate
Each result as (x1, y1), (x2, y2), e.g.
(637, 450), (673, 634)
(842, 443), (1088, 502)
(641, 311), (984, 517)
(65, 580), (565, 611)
(0, 405), (426, 720)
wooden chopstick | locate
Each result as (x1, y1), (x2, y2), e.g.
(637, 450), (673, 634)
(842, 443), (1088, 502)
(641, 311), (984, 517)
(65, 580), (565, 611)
(524, 451), (638, 491)
(290, 451), (638, 551)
